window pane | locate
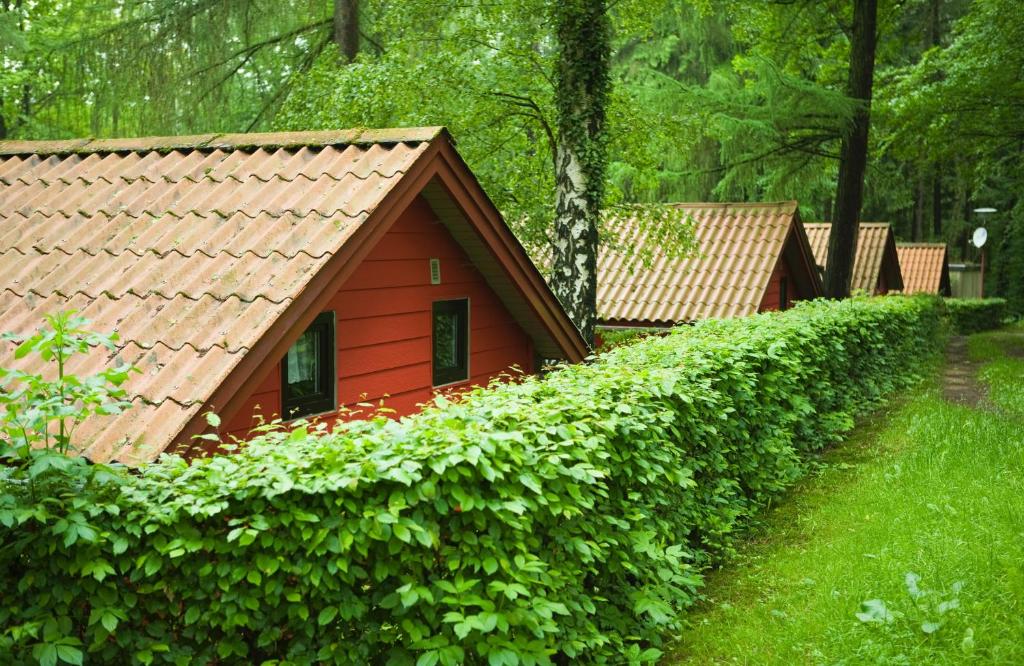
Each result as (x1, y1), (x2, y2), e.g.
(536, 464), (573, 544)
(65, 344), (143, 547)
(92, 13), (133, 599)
(433, 311), (458, 369)
(286, 328), (321, 396)
(432, 299), (468, 386)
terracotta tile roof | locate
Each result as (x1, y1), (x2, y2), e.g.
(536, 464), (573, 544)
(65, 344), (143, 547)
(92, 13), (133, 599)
(804, 222), (903, 293)
(597, 202), (818, 324)
(896, 243), (950, 294)
(0, 129), (441, 464)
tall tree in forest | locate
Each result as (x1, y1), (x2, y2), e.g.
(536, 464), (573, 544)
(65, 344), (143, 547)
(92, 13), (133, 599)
(334, 0), (359, 61)
(825, 0), (878, 298)
(550, 0), (611, 344)
(928, 0), (943, 239)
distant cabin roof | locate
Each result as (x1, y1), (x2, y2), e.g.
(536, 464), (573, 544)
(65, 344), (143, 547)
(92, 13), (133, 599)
(896, 243), (951, 295)
(804, 222), (904, 293)
(597, 202), (822, 324)
(0, 128), (585, 464)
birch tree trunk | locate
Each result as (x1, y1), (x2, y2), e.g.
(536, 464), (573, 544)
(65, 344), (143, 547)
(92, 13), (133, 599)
(550, 0), (611, 346)
(824, 0), (878, 298)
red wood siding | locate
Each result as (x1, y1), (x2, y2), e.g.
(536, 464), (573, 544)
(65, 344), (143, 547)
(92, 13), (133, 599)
(759, 256), (792, 312)
(223, 195), (534, 438)
(876, 271), (889, 295)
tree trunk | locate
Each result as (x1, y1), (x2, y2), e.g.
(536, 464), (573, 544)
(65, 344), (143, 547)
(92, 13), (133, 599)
(929, 0), (941, 47)
(928, 0), (942, 240)
(333, 0), (359, 62)
(913, 175), (925, 241)
(961, 193), (972, 258)
(550, 0), (611, 346)
(824, 0), (878, 298)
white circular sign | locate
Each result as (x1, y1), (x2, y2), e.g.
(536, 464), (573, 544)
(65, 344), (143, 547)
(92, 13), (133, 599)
(972, 227), (988, 248)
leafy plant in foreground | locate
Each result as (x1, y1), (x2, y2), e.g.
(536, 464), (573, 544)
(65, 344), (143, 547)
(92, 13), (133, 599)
(0, 312), (134, 666)
(0, 311), (133, 457)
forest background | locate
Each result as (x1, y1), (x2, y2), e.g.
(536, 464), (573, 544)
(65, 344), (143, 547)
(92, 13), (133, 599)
(2, 0), (1021, 312)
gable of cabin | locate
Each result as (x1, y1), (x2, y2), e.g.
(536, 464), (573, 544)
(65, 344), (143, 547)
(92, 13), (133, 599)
(220, 195), (535, 439)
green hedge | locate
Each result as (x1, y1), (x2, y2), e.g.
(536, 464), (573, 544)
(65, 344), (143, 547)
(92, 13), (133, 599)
(0, 296), (945, 665)
(945, 297), (1008, 334)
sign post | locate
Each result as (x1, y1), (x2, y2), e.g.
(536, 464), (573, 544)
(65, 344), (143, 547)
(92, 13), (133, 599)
(972, 208), (995, 299)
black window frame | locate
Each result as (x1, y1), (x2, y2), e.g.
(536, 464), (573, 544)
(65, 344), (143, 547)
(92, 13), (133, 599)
(780, 276), (789, 310)
(432, 299), (469, 387)
(281, 311), (336, 419)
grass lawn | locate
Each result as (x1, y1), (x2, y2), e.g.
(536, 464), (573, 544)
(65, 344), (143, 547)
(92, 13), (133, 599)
(666, 325), (1024, 665)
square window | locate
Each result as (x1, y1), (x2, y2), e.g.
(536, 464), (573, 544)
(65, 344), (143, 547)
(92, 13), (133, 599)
(432, 299), (469, 386)
(281, 312), (335, 419)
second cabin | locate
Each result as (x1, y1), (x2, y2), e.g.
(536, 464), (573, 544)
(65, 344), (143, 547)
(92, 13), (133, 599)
(804, 222), (904, 295)
(896, 243), (951, 296)
(596, 202), (824, 332)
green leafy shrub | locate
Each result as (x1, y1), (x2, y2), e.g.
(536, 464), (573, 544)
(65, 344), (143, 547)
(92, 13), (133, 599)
(944, 297), (1008, 334)
(0, 296), (945, 664)
(0, 312), (136, 666)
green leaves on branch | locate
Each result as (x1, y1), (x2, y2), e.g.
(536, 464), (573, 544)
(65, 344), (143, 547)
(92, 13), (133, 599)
(0, 311), (134, 458)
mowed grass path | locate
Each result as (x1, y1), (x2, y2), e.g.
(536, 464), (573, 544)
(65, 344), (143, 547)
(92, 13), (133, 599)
(666, 325), (1024, 665)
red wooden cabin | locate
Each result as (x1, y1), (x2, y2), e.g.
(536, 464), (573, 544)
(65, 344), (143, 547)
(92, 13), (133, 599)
(596, 202), (824, 335)
(896, 243), (951, 296)
(0, 128), (586, 465)
(804, 222), (905, 295)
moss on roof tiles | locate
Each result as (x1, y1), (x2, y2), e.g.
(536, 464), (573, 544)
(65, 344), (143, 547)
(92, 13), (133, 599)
(0, 127), (446, 156)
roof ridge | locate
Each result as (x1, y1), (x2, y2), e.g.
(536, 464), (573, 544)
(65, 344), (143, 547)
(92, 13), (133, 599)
(804, 221), (892, 228)
(0, 127), (446, 157)
(670, 200), (798, 211)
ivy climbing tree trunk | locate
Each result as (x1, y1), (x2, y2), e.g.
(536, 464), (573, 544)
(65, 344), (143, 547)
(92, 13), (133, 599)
(550, 0), (611, 346)
(825, 0), (878, 298)
(333, 0), (359, 62)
